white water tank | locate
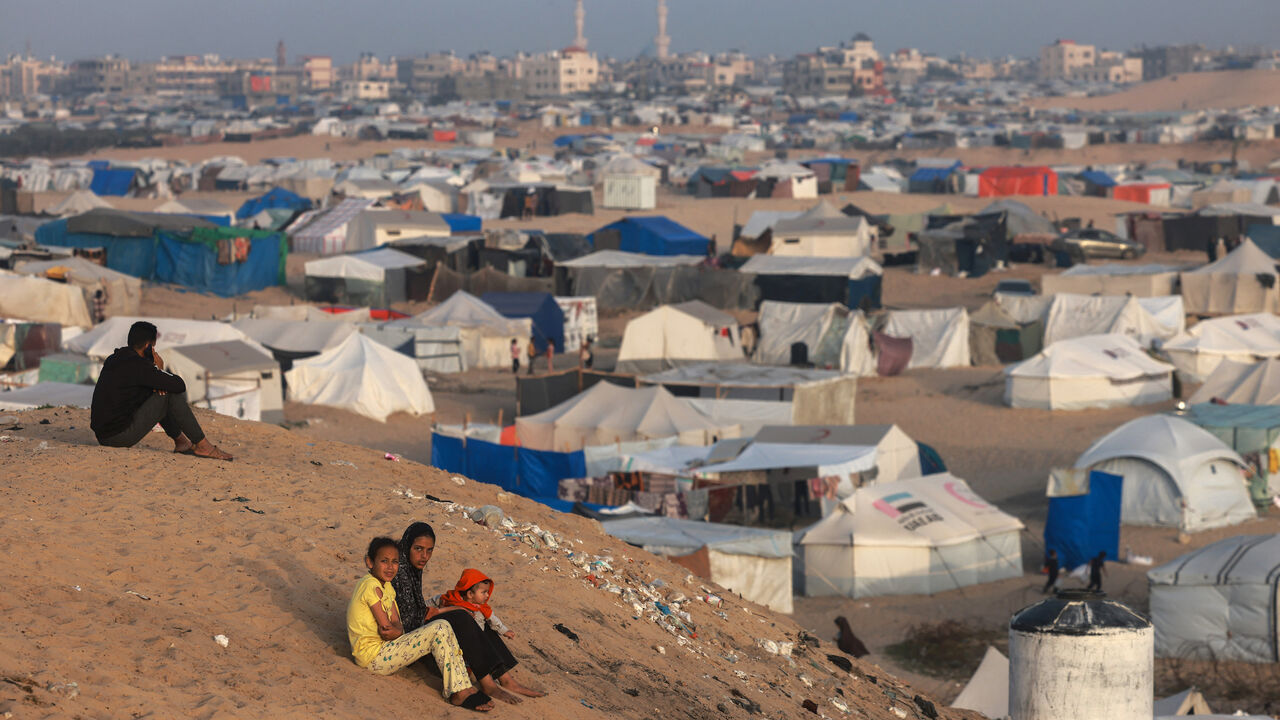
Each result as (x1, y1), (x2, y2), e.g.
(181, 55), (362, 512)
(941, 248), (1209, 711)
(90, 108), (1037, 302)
(1008, 589), (1152, 720)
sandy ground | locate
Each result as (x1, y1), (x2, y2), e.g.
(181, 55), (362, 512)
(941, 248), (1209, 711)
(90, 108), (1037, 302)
(0, 408), (982, 720)
(1026, 69), (1280, 112)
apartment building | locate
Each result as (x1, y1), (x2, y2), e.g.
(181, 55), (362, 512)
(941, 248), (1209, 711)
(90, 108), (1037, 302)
(1039, 40), (1096, 81)
(524, 47), (599, 97)
(783, 35), (884, 97)
(0, 55), (61, 97)
(397, 53), (465, 95)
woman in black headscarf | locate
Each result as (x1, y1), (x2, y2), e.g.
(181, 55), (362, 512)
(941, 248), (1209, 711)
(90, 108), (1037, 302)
(392, 522), (545, 700)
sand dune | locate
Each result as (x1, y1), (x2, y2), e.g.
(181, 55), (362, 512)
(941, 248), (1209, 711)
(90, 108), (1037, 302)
(0, 408), (977, 720)
(1027, 69), (1280, 112)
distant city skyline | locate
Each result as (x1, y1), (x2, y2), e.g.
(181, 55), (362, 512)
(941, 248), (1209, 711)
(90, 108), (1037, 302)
(4, 0), (1279, 64)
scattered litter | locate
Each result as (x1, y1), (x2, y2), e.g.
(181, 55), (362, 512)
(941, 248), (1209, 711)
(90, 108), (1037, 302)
(802, 698), (819, 714)
(912, 695), (939, 719)
(310, 460), (322, 466)
(0, 435), (24, 442)
(45, 682), (78, 699)
(383, 453), (400, 462)
(38, 419), (50, 425)
(579, 700), (594, 709)
(35, 441), (48, 451)
(827, 654), (853, 673)
(0, 415), (19, 425)
(70, 585), (80, 592)
(243, 506), (265, 515)
(213, 634), (230, 648)
(553, 623), (579, 643)
(655, 645), (666, 655)
(125, 590), (150, 600)
(451, 475), (466, 486)
(888, 705), (906, 718)
(330, 460), (356, 468)
(470, 505), (505, 527)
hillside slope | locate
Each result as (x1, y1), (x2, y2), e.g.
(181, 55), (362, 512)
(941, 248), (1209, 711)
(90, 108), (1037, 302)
(1026, 69), (1280, 112)
(0, 408), (978, 720)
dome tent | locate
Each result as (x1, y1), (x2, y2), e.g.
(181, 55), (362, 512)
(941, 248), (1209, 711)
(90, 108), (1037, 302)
(1004, 334), (1174, 410)
(284, 333), (433, 422)
(1162, 313), (1280, 383)
(1073, 415), (1255, 532)
(1148, 534), (1280, 664)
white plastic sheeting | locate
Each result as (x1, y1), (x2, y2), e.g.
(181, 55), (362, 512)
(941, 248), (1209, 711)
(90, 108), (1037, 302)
(1148, 534), (1280, 664)
(15, 257), (142, 318)
(798, 474), (1024, 598)
(285, 334), (434, 422)
(1040, 263), (1182, 297)
(1162, 313), (1280, 383)
(1041, 293), (1184, 347)
(232, 318), (358, 355)
(65, 316), (268, 360)
(881, 308), (971, 369)
(1074, 415), (1256, 532)
(392, 291), (531, 371)
(1004, 334), (1174, 410)
(303, 248), (424, 282)
(1189, 357), (1280, 404)
(951, 646), (1009, 719)
(557, 250), (705, 268)
(0, 382), (94, 411)
(754, 301), (876, 376)
(1180, 239), (1280, 315)
(0, 274), (93, 327)
(616, 301), (744, 374)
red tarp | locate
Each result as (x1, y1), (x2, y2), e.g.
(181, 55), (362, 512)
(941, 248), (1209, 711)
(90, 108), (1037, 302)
(978, 166), (1057, 197)
(1111, 183), (1170, 204)
(432, 130), (458, 142)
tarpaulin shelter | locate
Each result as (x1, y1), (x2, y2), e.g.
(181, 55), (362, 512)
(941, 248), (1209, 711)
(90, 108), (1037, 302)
(880, 308), (970, 369)
(968, 300), (1042, 365)
(641, 362), (858, 426)
(601, 516), (794, 613)
(753, 162), (818, 200)
(589, 216), (711, 257)
(0, 382), (93, 411)
(1041, 293), (1184, 347)
(752, 424), (922, 484)
(1041, 262), (1182, 297)
(616, 301), (743, 374)
(89, 168), (136, 197)
(740, 255), (882, 311)
(15, 256), (142, 318)
(1162, 313), (1280, 382)
(285, 333), (433, 422)
(235, 187), (312, 220)
(287, 198), (375, 255)
(1044, 469), (1122, 571)
(977, 166), (1057, 197)
(907, 163), (963, 194)
(1179, 402), (1280, 505)
(950, 647), (1009, 719)
(1074, 414), (1255, 532)
(231, 317), (357, 372)
(166, 340), (284, 423)
(45, 190), (112, 217)
(1113, 182), (1172, 206)
(66, 316), (270, 364)
(976, 198), (1057, 237)
(440, 213), (482, 233)
(1149, 534), (1280, 663)
(1078, 169), (1116, 197)
(481, 291), (564, 353)
(0, 273), (93, 327)
(801, 158), (860, 194)
(153, 197), (234, 227)
(1190, 357), (1280, 405)
(1180, 239), (1280, 315)
(303, 247), (428, 307)
(754, 300), (876, 376)
(769, 201), (875, 258)
(0, 322), (60, 371)
(515, 382), (739, 452)
(384, 290), (531, 372)
(556, 251), (755, 311)
(1004, 334), (1174, 410)
(797, 474), (1023, 598)
(35, 210), (286, 297)
(430, 430), (586, 501)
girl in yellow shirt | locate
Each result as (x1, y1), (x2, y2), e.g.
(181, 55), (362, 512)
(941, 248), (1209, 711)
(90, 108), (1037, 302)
(346, 537), (494, 712)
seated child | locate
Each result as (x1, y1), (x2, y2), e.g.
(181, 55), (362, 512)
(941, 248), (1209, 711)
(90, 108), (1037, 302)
(346, 537), (493, 712)
(436, 569), (514, 639)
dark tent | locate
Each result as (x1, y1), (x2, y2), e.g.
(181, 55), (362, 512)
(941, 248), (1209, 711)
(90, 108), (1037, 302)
(235, 187), (312, 220)
(89, 168), (136, 197)
(440, 213), (482, 233)
(588, 216), (710, 256)
(481, 291), (566, 353)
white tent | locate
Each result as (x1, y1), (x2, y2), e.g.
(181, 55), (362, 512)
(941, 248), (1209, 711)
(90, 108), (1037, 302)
(755, 161), (818, 199)
(752, 424), (922, 484)
(46, 190), (112, 217)
(393, 290), (531, 371)
(739, 210), (804, 241)
(1041, 293), (1184, 347)
(284, 333), (435, 422)
(0, 382), (94, 411)
(881, 308), (971, 369)
(289, 198), (375, 255)
(15, 256), (142, 318)
(1161, 313), (1280, 383)
(616, 301), (744, 374)
(755, 301), (876, 376)
(0, 274), (93, 328)
(152, 196), (234, 225)
(798, 474), (1024, 598)
(1040, 263), (1182, 297)
(1189, 357), (1280, 404)
(950, 646), (1009, 720)
(1148, 534), (1280, 664)
(232, 318), (357, 358)
(601, 516), (794, 613)
(303, 247), (426, 306)
(65, 317), (269, 362)
(1004, 334), (1175, 410)
(344, 209), (451, 252)
(1180, 239), (1280, 315)
(1073, 415), (1256, 532)
(167, 341), (284, 423)
(515, 382), (740, 452)
(1152, 688), (1212, 716)
(770, 201), (874, 257)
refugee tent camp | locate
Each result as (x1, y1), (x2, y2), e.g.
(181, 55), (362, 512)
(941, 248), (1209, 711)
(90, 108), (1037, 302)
(1180, 239), (1280, 315)
(797, 473), (1023, 598)
(45, 190), (112, 217)
(65, 316), (269, 364)
(641, 363), (859, 426)
(588, 216), (711, 256)
(1041, 293), (1184, 346)
(880, 308), (970, 369)
(235, 187), (312, 220)
(287, 197), (374, 255)
(481, 291), (565, 353)
(754, 300), (876, 376)
(753, 161), (819, 200)
(166, 340), (284, 423)
(515, 382), (740, 452)
(968, 300), (1042, 365)
(741, 255), (883, 311)
(768, 200), (875, 258)
(752, 424), (923, 484)
(600, 516), (794, 613)
(1073, 415), (1256, 532)
(153, 196), (235, 226)
(386, 290), (531, 372)
(0, 273), (93, 327)
(0, 382), (93, 411)
(231, 317), (358, 370)
(615, 301), (743, 374)
(344, 209), (451, 253)
(1005, 334), (1175, 410)
(1189, 357), (1280, 405)
(303, 247), (428, 307)
(1040, 263), (1182, 297)
(284, 333), (434, 422)
(1161, 313), (1280, 383)
(15, 256), (141, 318)
(1148, 534), (1280, 664)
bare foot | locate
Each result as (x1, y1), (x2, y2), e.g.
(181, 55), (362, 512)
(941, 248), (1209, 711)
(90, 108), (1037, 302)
(498, 672), (547, 698)
(173, 433), (193, 454)
(192, 438), (234, 461)
(449, 687), (494, 712)
(480, 676), (523, 705)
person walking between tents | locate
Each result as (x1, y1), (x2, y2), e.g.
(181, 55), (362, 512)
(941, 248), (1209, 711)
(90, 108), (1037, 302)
(1086, 551), (1106, 592)
(526, 340), (537, 376)
(510, 339), (520, 374)
(1042, 549), (1059, 594)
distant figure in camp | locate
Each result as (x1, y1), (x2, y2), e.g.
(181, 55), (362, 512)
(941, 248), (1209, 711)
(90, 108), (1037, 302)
(1086, 550), (1107, 592)
(522, 189), (537, 220)
(526, 339), (537, 375)
(510, 339), (521, 374)
(1042, 549), (1060, 594)
(92, 289), (108, 324)
(834, 617), (869, 658)
(90, 321), (233, 460)
(578, 337), (594, 369)
(545, 342), (553, 373)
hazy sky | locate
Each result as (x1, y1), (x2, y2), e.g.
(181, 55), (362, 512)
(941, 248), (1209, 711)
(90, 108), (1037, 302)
(5, 0), (1279, 64)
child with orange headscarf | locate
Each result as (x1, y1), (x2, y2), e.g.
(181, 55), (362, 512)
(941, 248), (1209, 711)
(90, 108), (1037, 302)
(435, 569), (514, 639)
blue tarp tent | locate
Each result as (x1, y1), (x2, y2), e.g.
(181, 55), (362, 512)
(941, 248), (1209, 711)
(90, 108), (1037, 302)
(89, 168), (136, 196)
(589, 216), (710, 256)
(440, 213), (482, 233)
(1247, 224), (1280, 259)
(1044, 470), (1122, 571)
(481, 291), (565, 353)
(430, 433), (586, 501)
(235, 187), (312, 220)
(1078, 170), (1116, 188)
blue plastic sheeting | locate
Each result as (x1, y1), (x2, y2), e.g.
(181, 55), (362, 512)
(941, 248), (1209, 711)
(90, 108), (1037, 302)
(235, 187), (311, 220)
(1044, 471), (1122, 571)
(1078, 170), (1116, 188)
(1248, 224), (1280, 259)
(466, 440), (519, 492)
(429, 433), (586, 502)
(440, 213), (482, 233)
(35, 221), (156, 277)
(589, 216), (710, 257)
(153, 231), (286, 298)
(87, 160), (111, 170)
(480, 291), (565, 353)
(431, 434), (466, 474)
(847, 275), (882, 311)
(838, 112), (859, 122)
(917, 443), (947, 475)
(89, 168), (136, 196)
(553, 134), (582, 147)
(788, 113), (816, 125)
(519, 446), (587, 498)
(909, 165), (960, 182)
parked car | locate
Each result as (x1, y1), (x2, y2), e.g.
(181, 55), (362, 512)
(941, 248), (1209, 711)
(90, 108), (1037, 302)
(993, 279), (1035, 296)
(1050, 228), (1146, 260)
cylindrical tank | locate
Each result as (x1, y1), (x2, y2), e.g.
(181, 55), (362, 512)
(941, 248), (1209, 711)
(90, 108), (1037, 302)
(1008, 589), (1152, 720)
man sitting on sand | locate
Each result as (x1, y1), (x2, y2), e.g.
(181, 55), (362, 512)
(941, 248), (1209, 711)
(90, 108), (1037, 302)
(90, 321), (233, 460)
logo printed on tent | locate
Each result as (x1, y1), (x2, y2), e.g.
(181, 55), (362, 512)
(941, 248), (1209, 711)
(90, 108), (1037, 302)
(944, 481), (989, 509)
(874, 491), (943, 531)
